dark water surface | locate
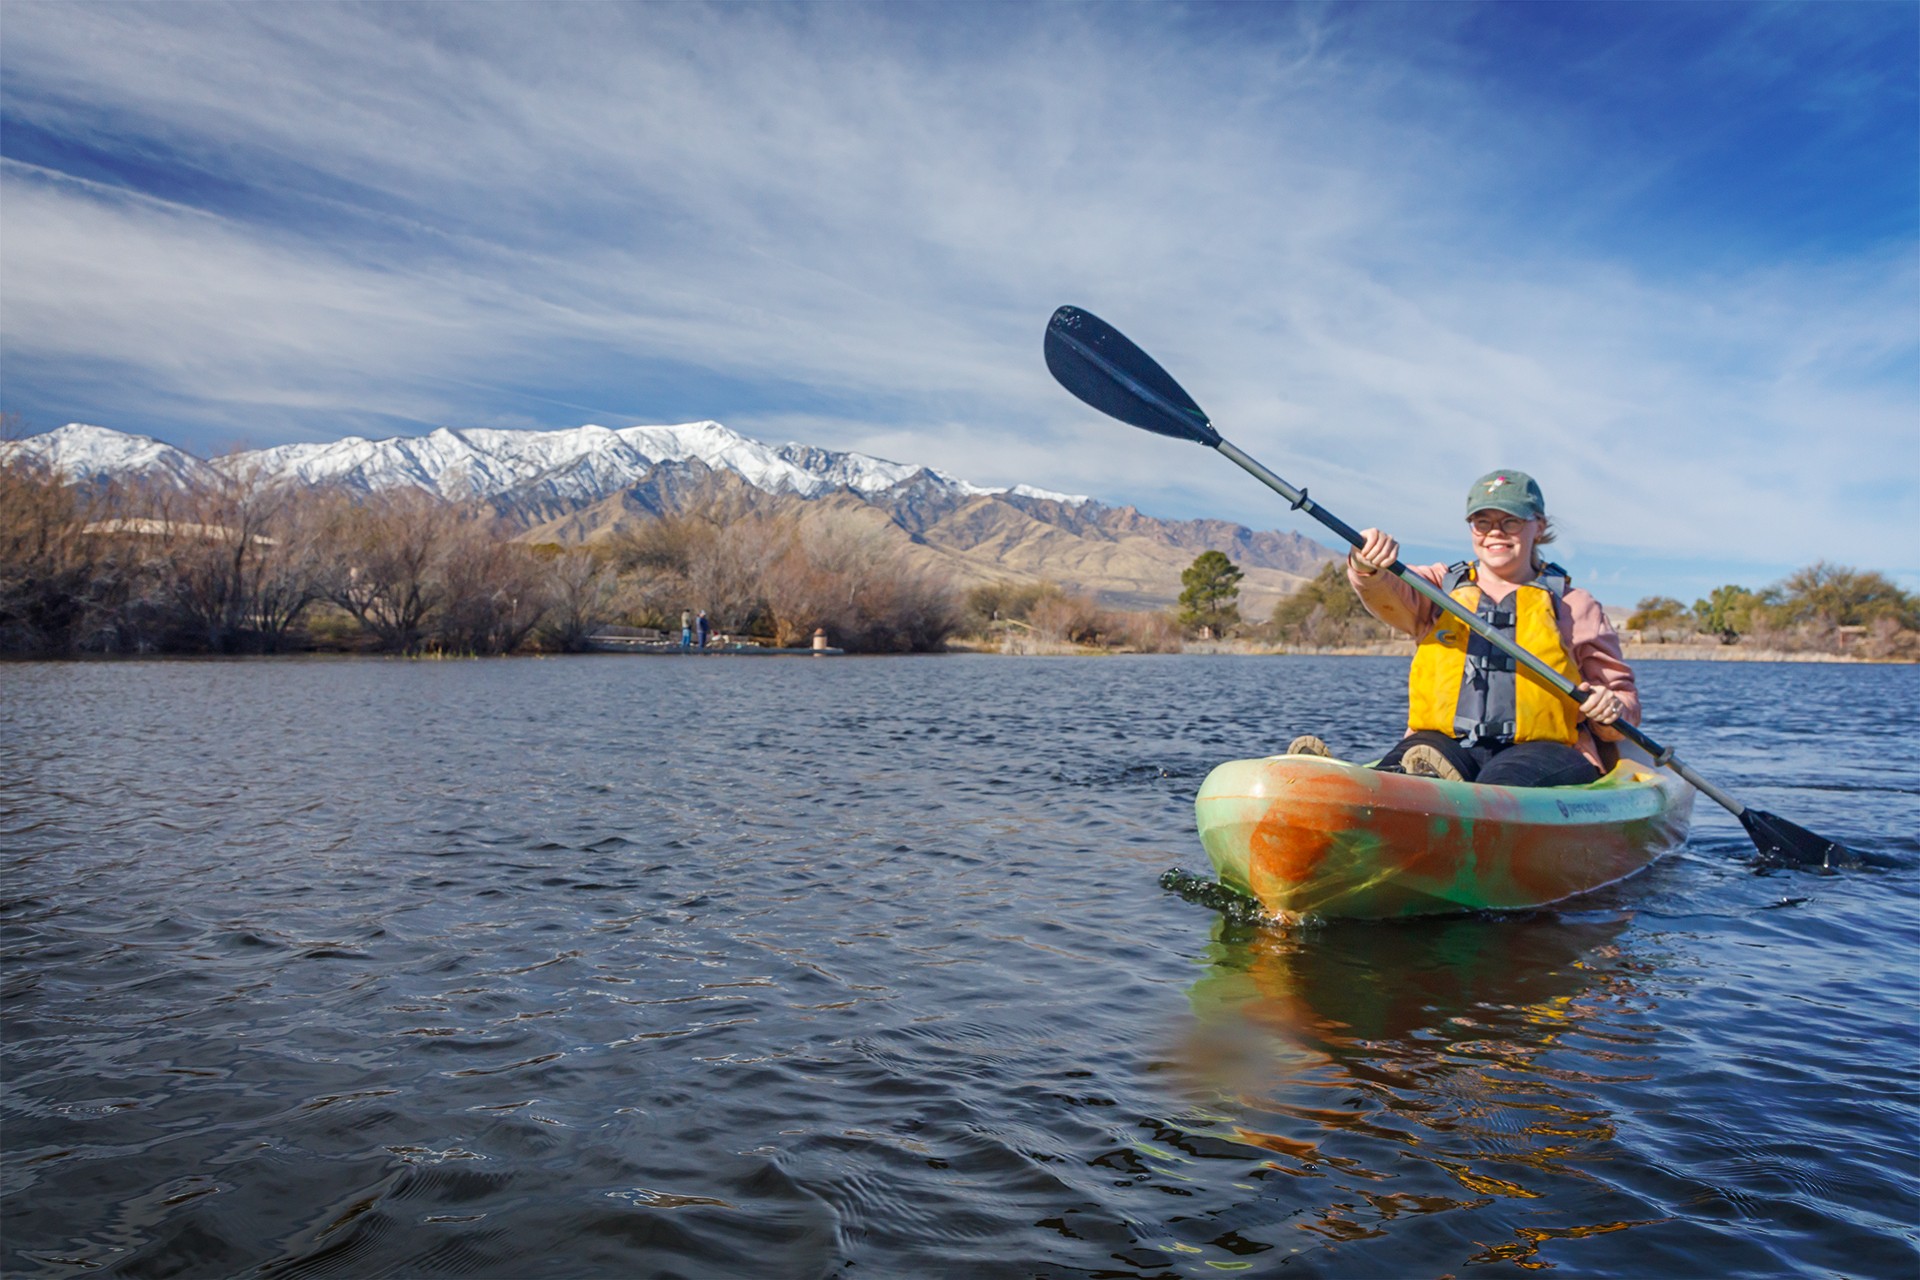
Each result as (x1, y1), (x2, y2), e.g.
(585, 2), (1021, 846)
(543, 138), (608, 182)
(3, 655), (1916, 1279)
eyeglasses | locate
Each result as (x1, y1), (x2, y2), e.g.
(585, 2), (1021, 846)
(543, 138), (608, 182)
(1467, 514), (1533, 537)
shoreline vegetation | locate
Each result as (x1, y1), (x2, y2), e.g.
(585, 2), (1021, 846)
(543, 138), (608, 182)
(1249, 559), (1919, 664)
(5, 455), (1914, 662)
(982, 640), (1897, 663)
(955, 636), (1901, 663)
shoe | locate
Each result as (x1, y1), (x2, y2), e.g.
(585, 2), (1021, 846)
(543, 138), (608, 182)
(1402, 744), (1465, 781)
(1287, 735), (1331, 758)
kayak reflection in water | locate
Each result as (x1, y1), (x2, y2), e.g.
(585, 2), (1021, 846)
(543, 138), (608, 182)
(1291, 470), (1639, 788)
(1166, 913), (1660, 1272)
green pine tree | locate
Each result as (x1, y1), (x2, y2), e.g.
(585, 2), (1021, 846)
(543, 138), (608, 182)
(1178, 550), (1243, 636)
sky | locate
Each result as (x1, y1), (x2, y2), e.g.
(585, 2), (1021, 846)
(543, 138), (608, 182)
(2, 1), (1914, 605)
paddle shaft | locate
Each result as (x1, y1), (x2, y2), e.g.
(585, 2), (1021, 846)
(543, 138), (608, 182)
(1213, 439), (1747, 817)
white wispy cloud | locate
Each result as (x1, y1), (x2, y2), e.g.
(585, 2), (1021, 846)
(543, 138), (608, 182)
(1, 1), (1912, 597)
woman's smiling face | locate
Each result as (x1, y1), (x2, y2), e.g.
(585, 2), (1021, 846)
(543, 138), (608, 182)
(1468, 510), (1540, 578)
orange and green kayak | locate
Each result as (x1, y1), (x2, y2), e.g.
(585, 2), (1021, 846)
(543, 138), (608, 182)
(1194, 750), (1693, 922)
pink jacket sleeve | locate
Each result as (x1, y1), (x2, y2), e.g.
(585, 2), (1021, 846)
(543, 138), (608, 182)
(1346, 556), (1446, 636)
(1563, 588), (1640, 734)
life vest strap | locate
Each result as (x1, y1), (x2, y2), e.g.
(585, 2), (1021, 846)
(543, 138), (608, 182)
(1455, 715), (1517, 747)
(1458, 582), (1536, 748)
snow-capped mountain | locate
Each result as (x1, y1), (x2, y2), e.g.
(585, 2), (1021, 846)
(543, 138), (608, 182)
(2, 423), (219, 490)
(5, 419), (1337, 611)
(3, 420), (1090, 509)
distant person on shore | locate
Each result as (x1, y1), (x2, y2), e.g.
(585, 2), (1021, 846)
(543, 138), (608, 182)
(1289, 470), (1638, 787)
(680, 610), (693, 652)
(696, 610), (711, 652)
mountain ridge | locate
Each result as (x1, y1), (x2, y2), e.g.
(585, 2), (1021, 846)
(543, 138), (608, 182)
(3, 421), (1337, 612)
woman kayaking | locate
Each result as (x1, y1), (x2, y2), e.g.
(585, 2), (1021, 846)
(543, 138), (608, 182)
(1043, 305), (1843, 908)
(1291, 470), (1638, 787)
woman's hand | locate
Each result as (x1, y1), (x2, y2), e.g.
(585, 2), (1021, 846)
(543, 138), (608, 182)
(1350, 529), (1399, 577)
(1579, 685), (1628, 739)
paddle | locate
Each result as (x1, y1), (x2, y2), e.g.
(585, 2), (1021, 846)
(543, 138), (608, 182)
(1044, 304), (1852, 869)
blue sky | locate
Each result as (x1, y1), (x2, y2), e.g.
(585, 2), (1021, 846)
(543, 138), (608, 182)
(2, 1), (1914, 605)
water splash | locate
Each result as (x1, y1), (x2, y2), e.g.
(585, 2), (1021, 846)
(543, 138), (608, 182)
(1158, 866), (1284, 928)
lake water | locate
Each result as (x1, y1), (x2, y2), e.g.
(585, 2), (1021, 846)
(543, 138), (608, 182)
(3, 655), (1916, 1279)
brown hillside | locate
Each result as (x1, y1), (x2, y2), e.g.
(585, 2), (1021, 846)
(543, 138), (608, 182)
(514, 461), (1332, 613)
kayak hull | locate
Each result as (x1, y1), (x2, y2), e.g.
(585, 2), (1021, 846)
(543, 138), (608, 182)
(1194, 752), (1693, 922)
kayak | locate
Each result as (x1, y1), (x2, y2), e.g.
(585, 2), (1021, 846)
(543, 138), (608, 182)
(1194, 748), (1693, 922)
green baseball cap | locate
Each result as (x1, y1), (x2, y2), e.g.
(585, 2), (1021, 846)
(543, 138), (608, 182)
(1466, 469), (1545, 519)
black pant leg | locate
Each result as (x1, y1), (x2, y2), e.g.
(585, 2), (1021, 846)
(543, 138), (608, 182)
(1476, 742), (1600, 788)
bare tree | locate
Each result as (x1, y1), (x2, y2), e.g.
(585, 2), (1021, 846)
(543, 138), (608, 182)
(432, 511), (549, 654)
(318, 490), (453, 652)
(248, 490), (327, 650)
(761, 510), (959, 651)
(4, 458), (960, 657)
(606, 514), (716, 630)
(0, 454), (103, 653)
(162, 458), (322, 652)
(689, 515), (782, 635)
(761, 512), (846, 649)
(538, 548), (621, 652)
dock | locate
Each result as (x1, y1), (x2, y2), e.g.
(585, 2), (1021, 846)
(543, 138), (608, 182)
(585, 633), (844, 656)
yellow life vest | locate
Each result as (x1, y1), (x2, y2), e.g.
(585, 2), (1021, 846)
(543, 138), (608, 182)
(1406, 561), (1582, 747)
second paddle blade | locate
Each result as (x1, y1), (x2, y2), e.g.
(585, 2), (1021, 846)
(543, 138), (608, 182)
(1741, 807), (1855, 869)
(1045, 306), (1221, 447)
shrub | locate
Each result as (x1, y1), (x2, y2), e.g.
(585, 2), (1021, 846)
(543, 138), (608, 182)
(1677, 564), (1917, 655)
(1117, 610), (1184, 653)
(1269, 561), (1394, 647)
(1691, 584), (1767, 644)
(1026, 588), (1108, 645)
(963, 580), (1064, 634)
(1626, 596), (1692, 641)
(1774, 562), (1917, 630)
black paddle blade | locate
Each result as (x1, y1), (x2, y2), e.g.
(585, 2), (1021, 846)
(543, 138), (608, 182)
(1740, 808), (1855, 870)
(1045, 306), (1221, 447)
